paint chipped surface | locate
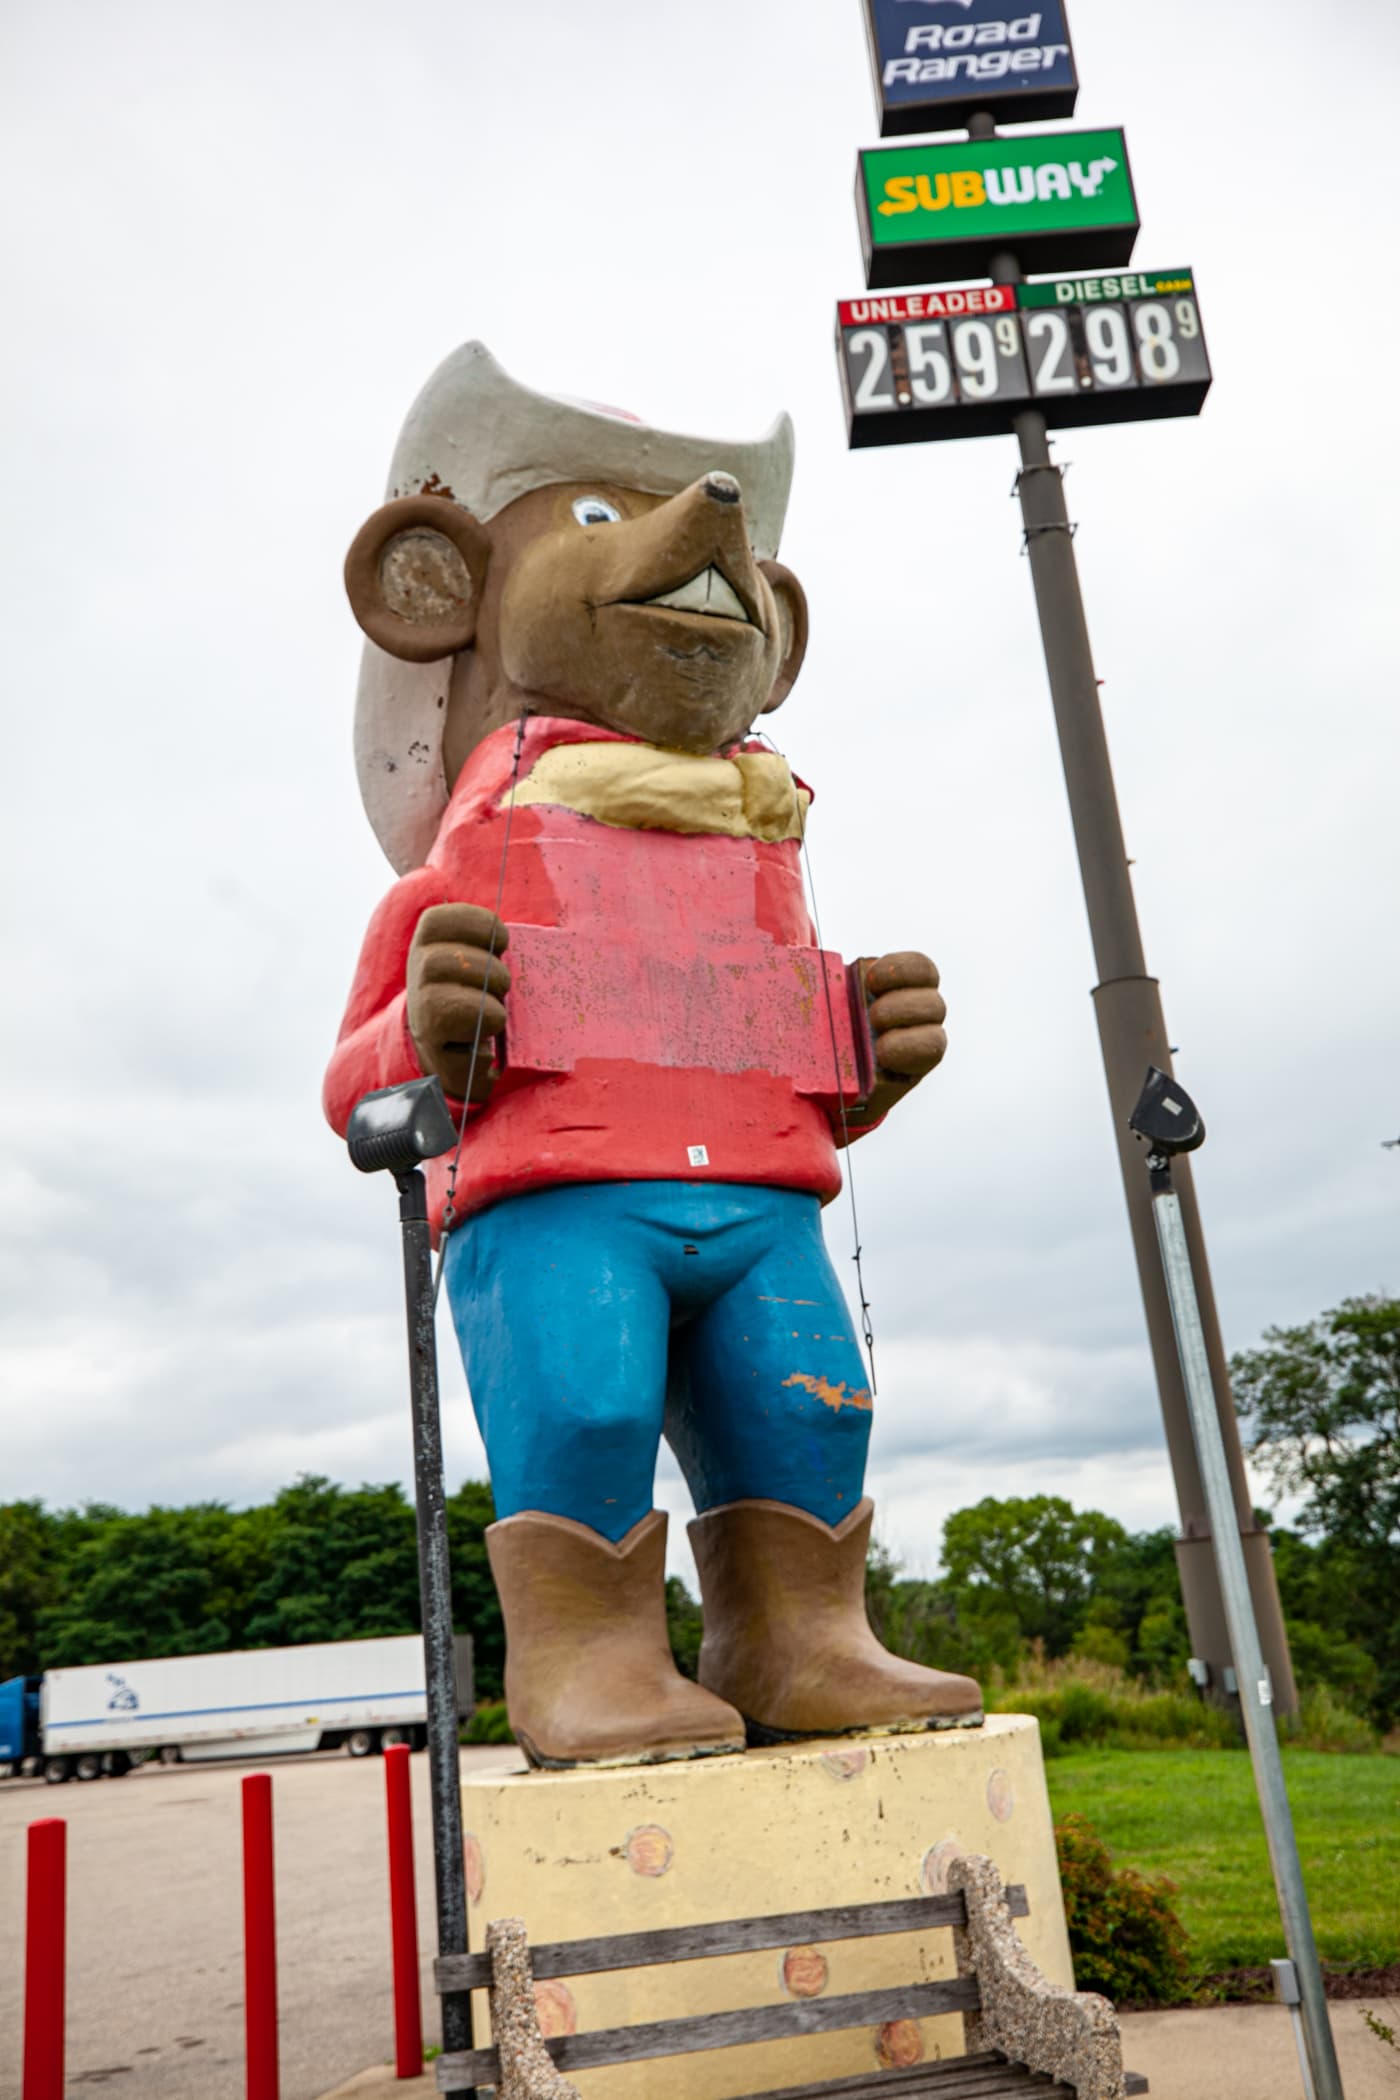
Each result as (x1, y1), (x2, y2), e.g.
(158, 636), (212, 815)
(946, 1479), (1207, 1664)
(820, 1747), (870, 1781)
(463, 1831), (485, 1906)
(532, 1979), (578, 2037)
(624, 1823), (674, 1877)
(782, 1370), (873, 1413)
(921, 1836), (964, 1895)
(987, 1768), (1015, 1823)
(875, 2018), (926, 2069)
(781, 1946), (830, 1999)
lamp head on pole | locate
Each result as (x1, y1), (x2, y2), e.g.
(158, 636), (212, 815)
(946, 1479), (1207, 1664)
(1129, 1066), (1206, 1162)
(347, 1077), (458, 1179)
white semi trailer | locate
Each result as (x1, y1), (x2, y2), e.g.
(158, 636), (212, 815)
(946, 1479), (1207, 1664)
(9, 1634), (474, 1782)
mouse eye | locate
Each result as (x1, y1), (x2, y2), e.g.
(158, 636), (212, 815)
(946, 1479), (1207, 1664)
(571, 496), (621, 527)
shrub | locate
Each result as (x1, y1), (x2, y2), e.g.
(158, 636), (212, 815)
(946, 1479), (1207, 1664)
(1055, 1813), (1192, 2005)
(1282, 1683), (1379, 1755)
(992, 1655), (1238, 1753)
(1074, 1625), (1132, 1672)
(462, 1700), (515, 1744)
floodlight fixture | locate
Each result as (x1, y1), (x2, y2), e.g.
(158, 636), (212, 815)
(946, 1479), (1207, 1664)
(346, 1076), (458, 1181)
(1128, 1065), (1206, 1160)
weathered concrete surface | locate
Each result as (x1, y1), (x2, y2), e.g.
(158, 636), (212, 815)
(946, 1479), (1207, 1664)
(455, 1717), (1071, 2100)
(1118, 2001), (1399, 2100)
(0, 1744), (524, 2099)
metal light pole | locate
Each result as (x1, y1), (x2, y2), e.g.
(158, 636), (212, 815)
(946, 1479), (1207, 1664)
(963, 105), (1296, 1711)
(1129, 1068), (1343, 2100)
(347, 1078), (475, 2076)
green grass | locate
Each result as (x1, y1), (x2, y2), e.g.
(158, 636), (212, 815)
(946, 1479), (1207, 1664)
(1045, 1749), (1400, 1975)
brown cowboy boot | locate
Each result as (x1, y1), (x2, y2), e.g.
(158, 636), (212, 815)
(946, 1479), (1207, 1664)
(486, 1508), (745, 1768)
(688, 1496), (983, 1742)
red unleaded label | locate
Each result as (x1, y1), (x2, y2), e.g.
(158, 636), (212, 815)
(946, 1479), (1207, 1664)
(837, 286), (1016, 326)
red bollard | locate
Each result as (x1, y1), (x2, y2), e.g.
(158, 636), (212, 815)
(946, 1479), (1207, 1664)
(242, 1773), (280, 2100)
(384, 1744), (424, 2076)
(23, 1818), (66, 2100)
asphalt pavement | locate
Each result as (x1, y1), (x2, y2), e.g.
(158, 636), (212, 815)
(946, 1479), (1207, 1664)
(0, 1743), (524, 2099)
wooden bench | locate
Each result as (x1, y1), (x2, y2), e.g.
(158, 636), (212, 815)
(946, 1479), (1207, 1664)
(434, 1851), (1147, 2100)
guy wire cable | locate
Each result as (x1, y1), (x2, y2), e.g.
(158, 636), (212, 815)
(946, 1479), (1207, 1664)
(432, 709), (529, 1308)
(753, 728), (878, 1394)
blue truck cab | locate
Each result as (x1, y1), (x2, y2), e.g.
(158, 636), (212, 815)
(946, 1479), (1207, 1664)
(0, 1674), (42, 1771)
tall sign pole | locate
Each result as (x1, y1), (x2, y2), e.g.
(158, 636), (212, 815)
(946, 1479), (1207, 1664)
(1003, 332), (1298, 1716)
(838, 5), (1298, 1716)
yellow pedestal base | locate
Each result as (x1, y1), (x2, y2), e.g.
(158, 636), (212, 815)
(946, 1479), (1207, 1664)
(462, 1713), (1070, 2100)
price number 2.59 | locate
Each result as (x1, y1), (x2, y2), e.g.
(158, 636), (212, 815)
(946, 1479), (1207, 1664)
(847, 313), (1030, 411)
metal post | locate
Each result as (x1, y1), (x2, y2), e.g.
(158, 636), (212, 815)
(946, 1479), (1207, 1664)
(23, 1817), (65, 2100)
(384, 1742), (425, 2077)
(1144, 1146), (1343, 2100)
(395, 1164), (474, 2070)
(975, 210), (1297, 1712)
(242, 1774), (280, 2100)
(1273, 1960), (1319, 2100)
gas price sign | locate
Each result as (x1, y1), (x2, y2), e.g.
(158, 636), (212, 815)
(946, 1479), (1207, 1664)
(836, 270), (1209, 447)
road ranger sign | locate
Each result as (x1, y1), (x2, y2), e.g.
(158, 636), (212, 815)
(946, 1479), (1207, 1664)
(836, 269), (1210, 446)
(862, 0), (1079, 136)
(857, 128), (1137, 288)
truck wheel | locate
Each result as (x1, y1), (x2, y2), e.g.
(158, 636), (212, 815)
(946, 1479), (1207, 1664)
(43, 1758), (72, 1784)
(158, 1745), (182, 1766)
(104, 1753), (132, 1777)
(379, 1727), (408, 1750)
(346, 1728), (377, 1757)
(75, 1754), (104, 1781)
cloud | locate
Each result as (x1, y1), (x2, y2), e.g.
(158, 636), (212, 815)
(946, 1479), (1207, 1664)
(2, 0), (1396, 1596)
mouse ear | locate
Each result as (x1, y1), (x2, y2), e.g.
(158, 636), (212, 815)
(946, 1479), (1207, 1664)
(757, 560), (809, 715)
(345, 495), (491, 663)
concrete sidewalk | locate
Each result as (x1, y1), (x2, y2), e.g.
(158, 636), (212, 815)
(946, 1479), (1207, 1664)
(1117, 2000), (1398, 2099)
(317, 2001), (1400, 2099)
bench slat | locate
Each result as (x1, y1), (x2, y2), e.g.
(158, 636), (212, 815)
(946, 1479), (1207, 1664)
(435, 1974), (982, 2088)
(434, 1885), (1030, 1993)
(727, 2055), (1075, 2100)
(726, 2053), (1149, 2099)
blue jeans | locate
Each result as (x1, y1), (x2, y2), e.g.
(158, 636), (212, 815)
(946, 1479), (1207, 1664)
(444, 1181), (872, 1541)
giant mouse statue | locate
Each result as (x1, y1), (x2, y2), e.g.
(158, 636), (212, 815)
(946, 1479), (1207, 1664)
(326, 343), (982, 1768)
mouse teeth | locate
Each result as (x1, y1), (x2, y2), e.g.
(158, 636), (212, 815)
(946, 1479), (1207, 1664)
(643, 567), (750, 622)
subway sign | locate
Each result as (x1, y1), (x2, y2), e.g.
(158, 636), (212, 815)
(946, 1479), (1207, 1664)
(857, 128), (1137, 289)
(862, 0), (1078, 136)
(835, 270), (1210, 446)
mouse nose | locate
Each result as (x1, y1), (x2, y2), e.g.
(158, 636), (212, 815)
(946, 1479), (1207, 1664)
(703, 471), (742, 506)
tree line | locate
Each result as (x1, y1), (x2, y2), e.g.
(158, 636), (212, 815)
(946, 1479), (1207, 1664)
(4, 1296), (1393, 1726)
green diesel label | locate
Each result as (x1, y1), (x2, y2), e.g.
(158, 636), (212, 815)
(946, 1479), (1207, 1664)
(861, 128), (1134, 247)
(1018, 268), (1195, 307)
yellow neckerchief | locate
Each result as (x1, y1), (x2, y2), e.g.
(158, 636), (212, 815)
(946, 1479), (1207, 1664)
(507, 739), (809, 843)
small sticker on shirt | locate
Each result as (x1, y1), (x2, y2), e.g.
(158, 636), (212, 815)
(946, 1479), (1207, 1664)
(687, 1144), (710, 1167)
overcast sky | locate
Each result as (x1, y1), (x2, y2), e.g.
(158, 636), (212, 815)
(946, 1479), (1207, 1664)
(3, 0), (1396, 1585)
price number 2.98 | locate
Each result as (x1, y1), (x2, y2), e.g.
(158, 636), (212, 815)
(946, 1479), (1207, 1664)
(1022, 297), (1205, 396)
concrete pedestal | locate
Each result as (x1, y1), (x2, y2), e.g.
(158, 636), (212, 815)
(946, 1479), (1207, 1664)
(461, 1714), (1070, 2099)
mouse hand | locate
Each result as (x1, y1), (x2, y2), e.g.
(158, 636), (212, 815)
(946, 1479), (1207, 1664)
(858, 951), (947, 1119)
(407, 903), (511, 1103)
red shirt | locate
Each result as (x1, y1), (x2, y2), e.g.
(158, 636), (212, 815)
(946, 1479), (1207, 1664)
(324, 718), (875, 1233)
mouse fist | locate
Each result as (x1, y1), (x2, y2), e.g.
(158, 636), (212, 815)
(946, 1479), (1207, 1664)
(861, 951), (947, 1117)
(407, 903), (511, 1103)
